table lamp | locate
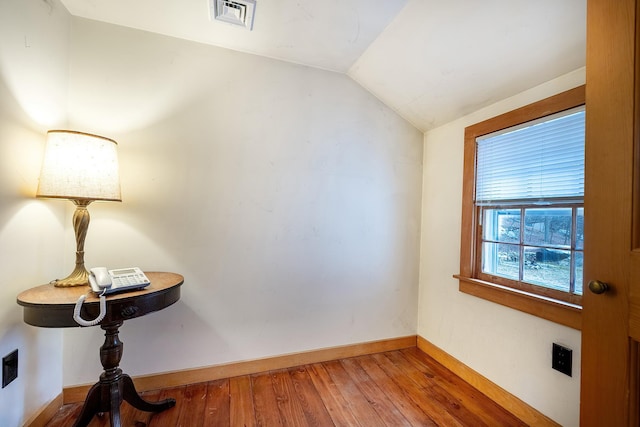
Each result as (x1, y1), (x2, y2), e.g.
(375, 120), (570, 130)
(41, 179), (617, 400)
(36, 130), (121, 287)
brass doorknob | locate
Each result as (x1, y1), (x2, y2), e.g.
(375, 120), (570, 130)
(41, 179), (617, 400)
(588, 280), (609, 295)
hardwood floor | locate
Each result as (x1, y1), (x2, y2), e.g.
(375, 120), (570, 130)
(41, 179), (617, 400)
(45, 347), (527, 426)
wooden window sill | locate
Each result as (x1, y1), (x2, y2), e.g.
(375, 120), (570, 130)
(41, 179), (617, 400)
(454, 275), (582, 330)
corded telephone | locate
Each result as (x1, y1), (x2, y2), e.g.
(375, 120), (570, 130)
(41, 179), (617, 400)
(73, 267), (151, 327)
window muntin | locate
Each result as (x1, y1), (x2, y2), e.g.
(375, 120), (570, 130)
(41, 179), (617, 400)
(474, 106), (585, 305)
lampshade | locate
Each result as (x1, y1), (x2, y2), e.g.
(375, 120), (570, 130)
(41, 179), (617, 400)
(37, 130), (121, 201)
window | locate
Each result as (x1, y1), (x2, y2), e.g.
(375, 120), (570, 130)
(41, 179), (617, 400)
(456, 86), (585, 329)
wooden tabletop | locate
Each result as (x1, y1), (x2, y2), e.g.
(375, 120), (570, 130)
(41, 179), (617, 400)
(17, 272), (184, 328)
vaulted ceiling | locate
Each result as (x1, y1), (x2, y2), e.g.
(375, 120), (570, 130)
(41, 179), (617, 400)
(60, 0), (586, 132)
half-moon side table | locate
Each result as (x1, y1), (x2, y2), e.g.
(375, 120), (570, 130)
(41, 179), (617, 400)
(17, 271), (184, 427)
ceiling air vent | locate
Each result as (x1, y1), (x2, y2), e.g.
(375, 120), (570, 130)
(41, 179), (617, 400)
(211, 0), (256, 30)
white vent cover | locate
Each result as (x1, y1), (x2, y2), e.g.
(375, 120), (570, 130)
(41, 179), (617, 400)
(211, 0), (256, 30)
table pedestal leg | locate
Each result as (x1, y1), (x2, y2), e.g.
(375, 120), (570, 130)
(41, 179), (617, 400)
(73, 321), (175, 427)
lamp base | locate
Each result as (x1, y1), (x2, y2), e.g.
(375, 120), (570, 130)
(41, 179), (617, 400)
(54, 200), (92, 287)
(54, 265), (90, 287)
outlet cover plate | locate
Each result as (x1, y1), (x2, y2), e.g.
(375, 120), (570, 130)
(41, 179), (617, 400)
(2, 349), (18, 388)
(552, 343), (572, 377)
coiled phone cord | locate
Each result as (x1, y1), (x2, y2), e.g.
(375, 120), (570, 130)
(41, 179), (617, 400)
(73, 289), (107, 327)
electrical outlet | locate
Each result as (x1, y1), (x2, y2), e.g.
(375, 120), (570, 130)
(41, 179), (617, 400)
(2, 349), (18, 388)
(552, 343), (572, 377)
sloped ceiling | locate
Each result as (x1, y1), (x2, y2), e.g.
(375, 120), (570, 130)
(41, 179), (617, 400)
(59, 0), (586, 132)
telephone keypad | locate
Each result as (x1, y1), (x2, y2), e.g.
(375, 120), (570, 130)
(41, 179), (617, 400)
(112, 273), (150, 288)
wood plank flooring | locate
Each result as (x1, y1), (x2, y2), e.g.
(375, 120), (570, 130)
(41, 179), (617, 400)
(45, 347), (527, 426)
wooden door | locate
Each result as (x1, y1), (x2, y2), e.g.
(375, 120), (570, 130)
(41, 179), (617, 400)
(581, 0), (639, 425)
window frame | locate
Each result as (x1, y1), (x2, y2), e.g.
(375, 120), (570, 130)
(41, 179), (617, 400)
(456, 85), (585, 330)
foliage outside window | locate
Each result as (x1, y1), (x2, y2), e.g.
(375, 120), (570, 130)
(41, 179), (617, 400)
(456, 86), (585, 329)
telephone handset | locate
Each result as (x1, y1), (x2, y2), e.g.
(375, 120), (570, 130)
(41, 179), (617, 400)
(73, 267), (151, 327)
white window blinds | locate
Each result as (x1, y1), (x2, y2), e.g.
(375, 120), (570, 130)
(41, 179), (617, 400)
(475, 106), (585, 204)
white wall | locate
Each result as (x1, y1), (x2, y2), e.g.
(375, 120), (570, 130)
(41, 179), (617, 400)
(61, 19), (424, 386)
(0, 0), (71, 425)
(418, 68), (585, 427)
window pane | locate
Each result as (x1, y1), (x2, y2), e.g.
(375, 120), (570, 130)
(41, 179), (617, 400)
(574, 251), (583, 295)
(523, 247), (570, 291)
(482, 242), (519, 280)
(483, 209), (520, 243)
(524, 208), (572, 248)
(576, 207), (584, 250)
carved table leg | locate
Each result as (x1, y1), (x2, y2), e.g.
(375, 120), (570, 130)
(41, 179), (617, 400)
(122, 374), (176, 411)
(109, 380), (122, 427)
(73, 321), (174, 427)
(72, 382), (103, 427)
